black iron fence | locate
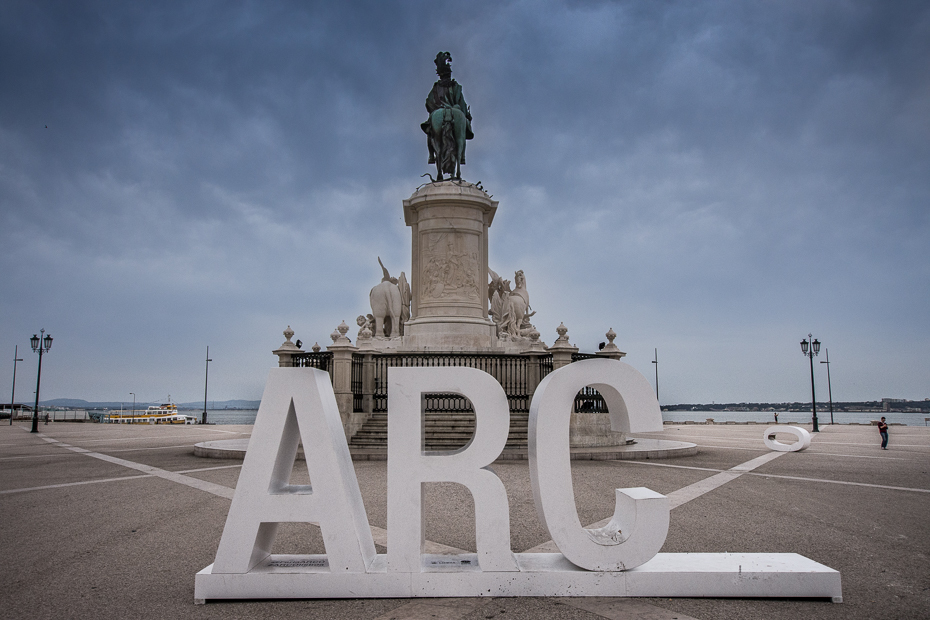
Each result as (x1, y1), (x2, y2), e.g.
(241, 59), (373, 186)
(365, 352), (551, 413)
(351, 353), (363, 412)
(423, 392), (475, 413)
(539, 354), (553, 377)
(571, 352), (608, 413)
(293, 351), (334, 379)
(294, 349), (608, 415)
(571, 352), (598, 362)
(575, 386), (609, 413)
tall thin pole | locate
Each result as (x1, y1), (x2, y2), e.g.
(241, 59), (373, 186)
(130, 392), (136, 424)
(805, 334), (819, 433)
(10, 346), (23, 425)
(651, 348), (659, 401)
(202, 346), (212, 425)
(31, 331), (45, 433)
(821, 349), (834, 425)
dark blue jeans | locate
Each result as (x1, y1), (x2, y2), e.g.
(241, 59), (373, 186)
(880, 431), (888, 449)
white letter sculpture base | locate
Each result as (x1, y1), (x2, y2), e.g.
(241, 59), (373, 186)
(764, 426), (812, 452)
(195, 364), (841, 603)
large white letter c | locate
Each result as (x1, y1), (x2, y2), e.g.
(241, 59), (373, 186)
(529, 358), (669, 571)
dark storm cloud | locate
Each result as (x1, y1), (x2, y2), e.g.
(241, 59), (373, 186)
(1, 1), (927, 403)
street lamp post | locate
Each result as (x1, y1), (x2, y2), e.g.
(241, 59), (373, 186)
(202, 346), (212, 425)
(9, 346), (24, 425)
(800, 334), (820, 433)
(130, 392), (136, 424)
(29, 329), (53, 433)
(821, 349), (834, 425)
(651, 348), (659, 401)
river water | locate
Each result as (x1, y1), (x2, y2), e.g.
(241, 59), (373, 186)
(196, 409), (928, 426)
(188, 409), (259, 425)
(662, 410), (927, 426)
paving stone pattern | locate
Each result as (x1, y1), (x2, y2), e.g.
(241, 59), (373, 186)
(0, 422), (927, 619)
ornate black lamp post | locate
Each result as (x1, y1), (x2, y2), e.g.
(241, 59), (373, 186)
(30, 329), (53, 433)
(800, 334), (820, 432)
(821, 349), (834, 425)
(9, 346), (24, 425)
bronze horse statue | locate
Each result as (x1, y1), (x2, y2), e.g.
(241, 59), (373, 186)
(422, 52), (473, 181)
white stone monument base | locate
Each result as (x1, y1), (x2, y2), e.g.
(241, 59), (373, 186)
(402, 316), (498, 350)
(195, 552), (842, 603)
(570, 412), (629, 448)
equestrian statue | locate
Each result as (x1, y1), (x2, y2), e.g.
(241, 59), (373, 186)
(422, 51), (473, 181)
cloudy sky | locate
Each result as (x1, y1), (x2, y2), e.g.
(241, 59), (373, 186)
(2, 1), (928, 406)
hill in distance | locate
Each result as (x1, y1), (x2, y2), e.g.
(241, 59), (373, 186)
(39, 398), (261, 410)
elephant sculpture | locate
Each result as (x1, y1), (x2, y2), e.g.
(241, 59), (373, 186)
(369, 257), (406, 338)
(369, 281), (401, 337)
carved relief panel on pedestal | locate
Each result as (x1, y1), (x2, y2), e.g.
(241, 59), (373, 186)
(419, 232), (481, 303)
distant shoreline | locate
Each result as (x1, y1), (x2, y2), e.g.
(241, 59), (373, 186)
(662, 400), (929, 414)
(27, 398), (930, 414)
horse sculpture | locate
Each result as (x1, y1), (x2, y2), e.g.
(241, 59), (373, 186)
(422, 51), (473, 181)
(508, 270), (531, 334)
(488, 268), (534, 339)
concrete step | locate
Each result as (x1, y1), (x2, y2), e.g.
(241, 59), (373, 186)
(349, 409), (530, 449)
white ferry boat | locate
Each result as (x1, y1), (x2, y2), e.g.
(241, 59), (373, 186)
(103, 403), (197, 425)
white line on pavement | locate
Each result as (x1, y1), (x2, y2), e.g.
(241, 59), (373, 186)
(786, 439), (930, 448)
(0, 441), (242, 458)
(1, 464), (243, 496)
(746, 472), (930, 494)
(620, 456), (930, 493)
(520, 450), (787, 553)
(196, 427), (251, 435)
(0, 452), (86, 461)
(636, 439), (909, 459)
(662, 452), (784, 509)
(789, 452), (910, 460)
(28, 431), (249, 445)
(29, 434), (469, 556)
(105, 444), (214, 453)
(37, 435), (235, 499)
(0, 474), (154, 495)
(640, 431), (930, 450)
(175, 464), (242, 474)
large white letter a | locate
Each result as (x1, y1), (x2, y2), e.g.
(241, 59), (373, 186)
(211, 368), (375, 574)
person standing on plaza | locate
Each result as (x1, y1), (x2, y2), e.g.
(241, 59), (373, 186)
(878, 416), (889, 449)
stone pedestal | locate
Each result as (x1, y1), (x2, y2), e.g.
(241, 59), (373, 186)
(546, 324), (631, 449)
(402, 181), (499, 350)
(595, 327), (626, 360)
(327, 322), (358, 435)
(272, 326), (301, 367)
(548, 322), (578, 370)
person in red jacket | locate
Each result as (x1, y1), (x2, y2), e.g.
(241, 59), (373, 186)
(878, 417), (889, 450)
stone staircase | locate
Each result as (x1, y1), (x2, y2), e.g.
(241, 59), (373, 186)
(349, 410), (529, 451)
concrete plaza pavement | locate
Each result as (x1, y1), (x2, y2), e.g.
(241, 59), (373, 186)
(1, 420), (928, 619)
